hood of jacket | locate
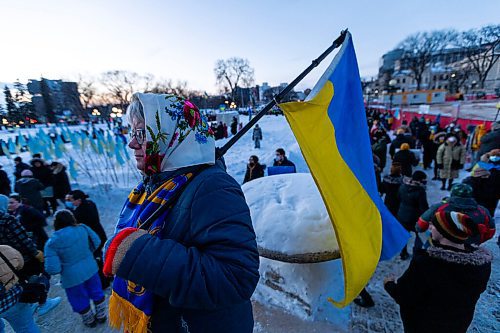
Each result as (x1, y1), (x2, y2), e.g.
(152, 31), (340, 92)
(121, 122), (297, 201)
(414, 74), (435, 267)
(382, 174), (403, 185)
(427, 245), (492, 266)
(447, 196), (478, 210)
(48, 225), (87, 250)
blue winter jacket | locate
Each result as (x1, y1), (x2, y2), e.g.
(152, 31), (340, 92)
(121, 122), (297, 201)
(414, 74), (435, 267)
(117, 161), (260, 333)
(44, 224), (101, 289)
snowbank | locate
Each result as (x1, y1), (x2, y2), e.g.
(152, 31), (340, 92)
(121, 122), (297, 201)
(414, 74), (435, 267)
(244, 173), (348, 328)
(242, 173), (338, 257)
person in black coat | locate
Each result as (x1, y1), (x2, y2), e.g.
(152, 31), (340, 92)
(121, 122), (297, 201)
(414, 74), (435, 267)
(397, 171), (429, 259)
(30, 158), (57, 215)
(243, 155), (265, 184)
(13, 157), (30, 181)
(14, 169), (45, 212)
(0, 164), (11, 195)
(50, 162), (71, 202)
(30, 158), (53, 187)
(8, 194), (48, 251)
(390, 128), (416, 159)
(462, 168), (497, 216)
(393, 143), (419, 177)
(380, 163), (404, 217)
(66, 190), (107, 254)
(230, 117), (238, 136)
(273, 148), (296, 172)
(384, 198), (493, 333)
(372, 129), (389, 172)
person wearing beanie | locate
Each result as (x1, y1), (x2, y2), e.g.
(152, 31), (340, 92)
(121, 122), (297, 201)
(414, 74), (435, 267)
(243, 155), (265, 184)
(14, 169), (45, 213)
(386, 184), (494, 333)
(396, 170), (429, 259)
(393, 143), (419, 177)
(436, 135), (465, 191)
(13, 156), (30, 181)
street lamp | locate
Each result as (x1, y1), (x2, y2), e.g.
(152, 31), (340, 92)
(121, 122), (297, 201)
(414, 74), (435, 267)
(388, 79), (397, 112)
(365, 87), (372, 110)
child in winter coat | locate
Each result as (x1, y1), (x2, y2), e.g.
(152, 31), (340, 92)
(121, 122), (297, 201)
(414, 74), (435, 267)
(44, 210), (106, 327)
(385, 184), (494, 333)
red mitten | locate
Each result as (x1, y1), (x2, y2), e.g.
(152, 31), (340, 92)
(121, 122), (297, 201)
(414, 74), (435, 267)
(103, 227), (147, 277)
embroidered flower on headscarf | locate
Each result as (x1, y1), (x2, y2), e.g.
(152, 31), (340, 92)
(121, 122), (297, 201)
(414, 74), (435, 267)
(145, 142), (165, 175)
(183, 100), (201, 129)
(164, 96), (214, 146)
(144, 110), (169, 175)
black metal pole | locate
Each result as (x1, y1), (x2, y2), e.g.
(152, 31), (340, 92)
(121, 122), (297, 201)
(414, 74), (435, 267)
(216, 29), (348, 160)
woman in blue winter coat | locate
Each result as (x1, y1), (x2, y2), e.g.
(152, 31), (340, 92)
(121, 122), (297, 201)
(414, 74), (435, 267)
(44, 210), (106, 327)
(103, 93), (260, 333)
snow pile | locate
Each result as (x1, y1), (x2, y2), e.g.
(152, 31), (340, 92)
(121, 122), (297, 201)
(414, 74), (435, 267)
(244, 173), (348, 329)
(242, 173), (338, 256)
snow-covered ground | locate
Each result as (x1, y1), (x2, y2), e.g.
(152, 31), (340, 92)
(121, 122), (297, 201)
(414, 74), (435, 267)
(1, 115), (498, 332)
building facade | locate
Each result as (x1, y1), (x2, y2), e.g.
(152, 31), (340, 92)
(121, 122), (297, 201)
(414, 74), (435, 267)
(27, 78), (84, 121)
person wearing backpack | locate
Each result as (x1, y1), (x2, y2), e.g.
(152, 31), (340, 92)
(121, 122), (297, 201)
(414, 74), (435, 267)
(44, 210), (106, 328)
(0, 245), (41, 333)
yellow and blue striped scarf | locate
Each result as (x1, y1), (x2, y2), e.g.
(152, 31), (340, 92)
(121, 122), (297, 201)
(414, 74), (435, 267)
(109, 173), (192, 333)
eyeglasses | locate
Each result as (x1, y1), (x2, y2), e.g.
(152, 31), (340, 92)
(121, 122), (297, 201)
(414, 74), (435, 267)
(129, 129), (147, 145)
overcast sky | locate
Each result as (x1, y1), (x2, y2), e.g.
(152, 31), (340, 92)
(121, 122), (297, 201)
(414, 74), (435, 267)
(0, 0), (499, 93)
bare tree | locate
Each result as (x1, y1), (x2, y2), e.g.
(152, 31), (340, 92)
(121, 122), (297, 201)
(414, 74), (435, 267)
(100, 70), (142, 110)
(398, 30), (456, 90)
(148, 79), (191, 98)
(457, 25), (500, 89)
(214, 57), (255, 100)
(449, 60), (474, 93)
(78, 75), (97, 110)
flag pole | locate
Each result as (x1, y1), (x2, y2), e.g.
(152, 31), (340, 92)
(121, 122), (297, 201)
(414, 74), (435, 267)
(216, 29), (348, 159)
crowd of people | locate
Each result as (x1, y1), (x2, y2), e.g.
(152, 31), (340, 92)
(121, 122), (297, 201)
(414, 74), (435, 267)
(358, 110), (499, 332)
(0, 98), (498, 332)
(0, 152), (110, 331)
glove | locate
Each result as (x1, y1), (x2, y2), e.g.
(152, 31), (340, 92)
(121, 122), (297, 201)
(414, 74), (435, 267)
(436, 164), (443, 169)
(102, 228), (147, 277)
(35, 251), (44, 263)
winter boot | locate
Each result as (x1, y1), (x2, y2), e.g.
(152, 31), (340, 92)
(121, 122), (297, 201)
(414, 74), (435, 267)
(400, 247), (409, 260)
(94, 298), (107, 324)
(80, 307), (97, 328)
(447, 180), (454, 191)
(440, 179), (446, 191)
(37, 297), (62, 316)
(353, 288), (375, 308)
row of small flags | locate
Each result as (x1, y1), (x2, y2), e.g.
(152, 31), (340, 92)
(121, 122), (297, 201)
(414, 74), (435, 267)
(1, 127), (130, 181)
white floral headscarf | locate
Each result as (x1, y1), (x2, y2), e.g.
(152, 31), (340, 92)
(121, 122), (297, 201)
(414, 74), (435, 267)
(135, 93), (215, 174)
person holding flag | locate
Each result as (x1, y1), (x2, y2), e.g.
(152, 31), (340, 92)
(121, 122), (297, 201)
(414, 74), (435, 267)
(102, 93), (259, 333)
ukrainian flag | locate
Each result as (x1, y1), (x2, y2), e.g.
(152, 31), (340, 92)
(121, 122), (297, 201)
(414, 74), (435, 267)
(279, 32), (408, 307)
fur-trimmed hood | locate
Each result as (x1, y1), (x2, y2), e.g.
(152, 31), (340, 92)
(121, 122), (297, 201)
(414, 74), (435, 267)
(427, 245), (492, 266)
(382, 174), (403, 185)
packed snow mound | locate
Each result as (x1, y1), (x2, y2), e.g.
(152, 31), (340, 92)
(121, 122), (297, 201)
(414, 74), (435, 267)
(242, 173), (338, 256)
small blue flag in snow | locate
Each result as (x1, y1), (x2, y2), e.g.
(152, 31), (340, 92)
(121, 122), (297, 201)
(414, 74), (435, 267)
(1, 141), (11, 159)
(69, 158), (78, 180)
(8, 139), (17, 154)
